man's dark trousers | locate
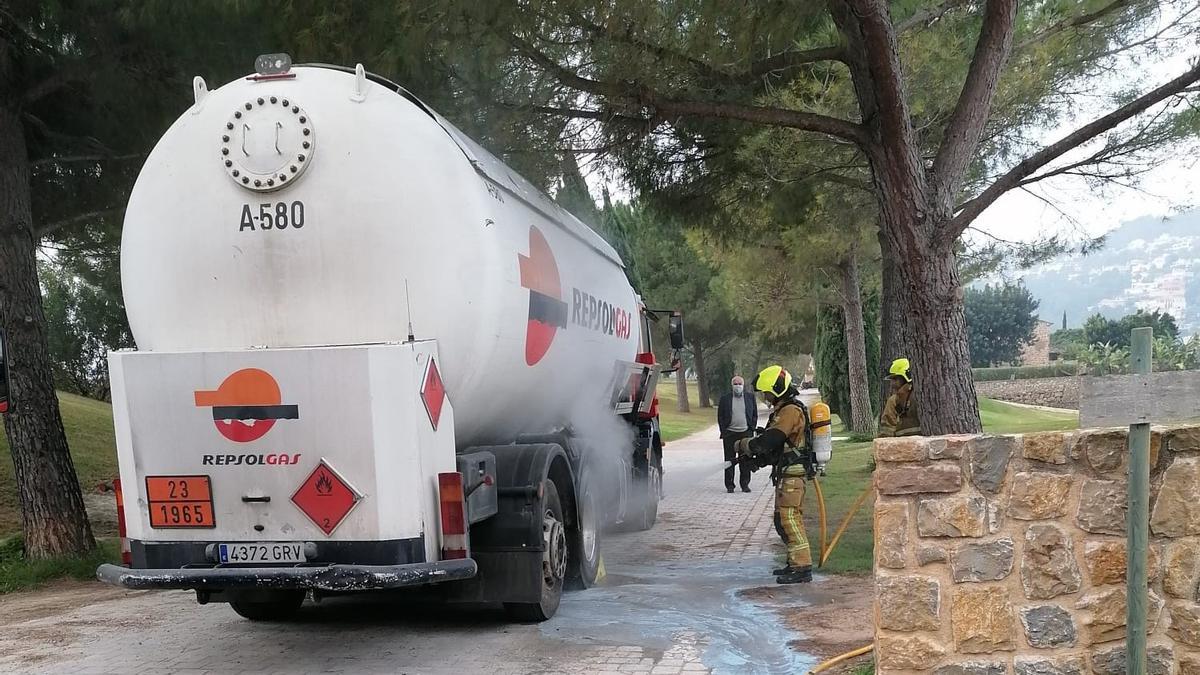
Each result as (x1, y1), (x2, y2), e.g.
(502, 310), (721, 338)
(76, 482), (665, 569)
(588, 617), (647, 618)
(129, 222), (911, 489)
(723, 430), (752, 490)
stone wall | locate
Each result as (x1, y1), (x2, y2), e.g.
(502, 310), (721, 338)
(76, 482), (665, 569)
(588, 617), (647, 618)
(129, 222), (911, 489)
(872, 426), (1200, 674)
(974, 377), (1081, 410)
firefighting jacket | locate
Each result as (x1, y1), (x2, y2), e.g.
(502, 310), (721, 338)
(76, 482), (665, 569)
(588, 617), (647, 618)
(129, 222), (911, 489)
(880, 382), (921, 437)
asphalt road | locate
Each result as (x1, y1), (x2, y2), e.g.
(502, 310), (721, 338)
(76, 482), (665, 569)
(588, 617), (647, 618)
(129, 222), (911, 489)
(0, 424), (856, 675)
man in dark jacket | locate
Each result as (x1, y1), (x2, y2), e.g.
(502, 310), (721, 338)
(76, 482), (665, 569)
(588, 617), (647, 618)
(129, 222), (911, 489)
(717, 375), (758, 493)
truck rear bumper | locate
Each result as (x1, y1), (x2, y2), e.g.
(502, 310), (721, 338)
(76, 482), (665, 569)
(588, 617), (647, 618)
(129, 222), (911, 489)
(96, 558), (477, 592)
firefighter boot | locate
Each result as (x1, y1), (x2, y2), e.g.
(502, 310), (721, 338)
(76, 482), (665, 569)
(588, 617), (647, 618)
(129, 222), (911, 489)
(776, 566), (813, 584)
(772, 565), (792, 575)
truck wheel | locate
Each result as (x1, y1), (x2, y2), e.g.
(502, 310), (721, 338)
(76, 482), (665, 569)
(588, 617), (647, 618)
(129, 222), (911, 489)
(229, 590), (305, 621)
(632, 464), (660, 531)
(567, 473), (601, 590)
(504, 480), (566, 622)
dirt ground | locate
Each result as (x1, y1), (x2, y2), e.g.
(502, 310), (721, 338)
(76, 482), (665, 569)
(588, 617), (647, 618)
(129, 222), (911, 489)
(740, 573), (874, 672)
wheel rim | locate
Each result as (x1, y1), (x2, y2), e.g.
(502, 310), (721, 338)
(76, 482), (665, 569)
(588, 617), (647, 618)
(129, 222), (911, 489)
(580, 493), (598, 563)
(542, 508), (568, 586)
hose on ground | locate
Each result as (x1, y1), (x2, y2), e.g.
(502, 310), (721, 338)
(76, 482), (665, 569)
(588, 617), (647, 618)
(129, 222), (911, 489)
(812, 477), (827, 567)
(818, 483), (873, 567)
(806, 644), (873, 674)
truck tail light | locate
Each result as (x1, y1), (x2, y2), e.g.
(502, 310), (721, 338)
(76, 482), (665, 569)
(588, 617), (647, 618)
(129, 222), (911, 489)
(438, 472), (468, 560)
(113, 478), (132, 566)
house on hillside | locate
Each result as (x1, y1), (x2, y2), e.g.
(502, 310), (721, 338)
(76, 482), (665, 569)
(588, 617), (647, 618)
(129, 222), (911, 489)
(1020, 320), (1056, 365)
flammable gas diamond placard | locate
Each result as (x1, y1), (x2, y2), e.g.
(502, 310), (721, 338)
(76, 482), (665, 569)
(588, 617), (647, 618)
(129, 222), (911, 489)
(291, 460), (361, 535)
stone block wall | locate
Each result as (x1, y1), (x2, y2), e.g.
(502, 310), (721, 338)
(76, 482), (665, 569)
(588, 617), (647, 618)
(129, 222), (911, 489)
(872, 425), (1200, 674)
(973, 377), (1081, 410)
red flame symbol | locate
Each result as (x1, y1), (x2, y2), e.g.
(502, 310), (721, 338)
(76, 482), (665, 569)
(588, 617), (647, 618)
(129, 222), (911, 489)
(315, 472), (333, 495)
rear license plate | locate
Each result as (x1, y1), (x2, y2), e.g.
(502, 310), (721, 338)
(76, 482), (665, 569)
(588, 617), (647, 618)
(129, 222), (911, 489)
(218, 542), (306, 564)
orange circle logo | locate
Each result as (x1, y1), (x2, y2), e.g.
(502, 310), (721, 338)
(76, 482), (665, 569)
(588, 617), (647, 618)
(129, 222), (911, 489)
(194, 368), (299, 443)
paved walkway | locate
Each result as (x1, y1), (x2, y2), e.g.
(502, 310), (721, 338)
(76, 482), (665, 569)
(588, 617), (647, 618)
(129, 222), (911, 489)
(0, 424), (828, 675)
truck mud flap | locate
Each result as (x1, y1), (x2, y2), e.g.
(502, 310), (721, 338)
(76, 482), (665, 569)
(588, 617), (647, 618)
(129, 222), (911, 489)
(96, 558), (476, 593)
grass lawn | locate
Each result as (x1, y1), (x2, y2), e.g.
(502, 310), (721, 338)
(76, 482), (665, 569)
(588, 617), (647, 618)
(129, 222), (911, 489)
(811, 398), (1080, 575)
(655, 378), (717, 442)
(0, 536), (119, 594)
(0, 393), (120, 539)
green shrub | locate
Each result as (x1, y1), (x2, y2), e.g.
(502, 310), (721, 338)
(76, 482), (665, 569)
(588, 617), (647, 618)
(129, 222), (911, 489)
(972, 363), (1078, 382)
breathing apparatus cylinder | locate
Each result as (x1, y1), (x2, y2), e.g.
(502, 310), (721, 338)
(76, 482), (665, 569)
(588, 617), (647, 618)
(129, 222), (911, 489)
(810, 401), (833, 474)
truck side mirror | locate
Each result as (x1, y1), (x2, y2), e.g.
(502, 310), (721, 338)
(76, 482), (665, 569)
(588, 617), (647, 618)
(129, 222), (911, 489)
(0, 330), (10, 414)
(668, 313), (685, 350)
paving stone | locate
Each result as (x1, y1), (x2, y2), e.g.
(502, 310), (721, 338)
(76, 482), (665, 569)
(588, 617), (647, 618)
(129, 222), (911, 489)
(950, 539), (1014, 583)
(1151, 456), (1200, 537)
(877, 462), (963, 495)
(1012, 655), (1084, 675)
(1009, 472), (1073, 520)
(951, 586), (1015, 654)
(932, 663), (1005, 675)
(918, 545), (948, 566)
(1169, 425), (1200, 452)
(1163, 538), (1200, 599)
(1019, 604), (1076, 648)
(918, 495), (987, 538)
(878, 575), (940, 631)
(1076, 587), (1163, 644)
(931, 435), (975, 460)
(967, 436), (1016, 493)
(875, 437), (928, 462)
(1021, 524), (1081, 600)
(1169, 601), (1200, 647)
(875, 636), (947, 670)
(1022, 432), (1069, 465)
(1076, 479), (1126, 535)
(1082, 429), (1127, 473)
(1089, 644), (1173, 675)
(1082, 540), (1160, 586)
(875, 500), (909, 569)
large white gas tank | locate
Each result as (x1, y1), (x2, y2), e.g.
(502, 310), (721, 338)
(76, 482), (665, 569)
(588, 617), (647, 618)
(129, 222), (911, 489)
(121, 65), (641, 446)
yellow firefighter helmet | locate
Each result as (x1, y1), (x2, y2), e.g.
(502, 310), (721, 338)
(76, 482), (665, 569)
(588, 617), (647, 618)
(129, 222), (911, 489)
(754, 365), (792, 397)
(889, 358), (912, 383)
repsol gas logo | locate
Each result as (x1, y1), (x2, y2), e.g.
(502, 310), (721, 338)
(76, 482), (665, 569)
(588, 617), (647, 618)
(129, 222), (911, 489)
(571, 289), (632, 339)
(202, 453), (302, 467)
(518, 225), (632, 365)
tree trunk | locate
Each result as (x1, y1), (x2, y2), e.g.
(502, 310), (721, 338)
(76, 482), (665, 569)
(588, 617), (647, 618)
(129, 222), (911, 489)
(0, 105), (95, 558)
(839, 252), (876, 437)
(674, 367), (691, 413)
(878, 228), (914, 407)
(692, 341), (711, 408)
(897, 234), (981, 435)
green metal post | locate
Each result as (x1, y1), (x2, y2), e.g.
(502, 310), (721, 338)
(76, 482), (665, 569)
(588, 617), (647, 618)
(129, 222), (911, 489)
(1127, 326), (1152, 675)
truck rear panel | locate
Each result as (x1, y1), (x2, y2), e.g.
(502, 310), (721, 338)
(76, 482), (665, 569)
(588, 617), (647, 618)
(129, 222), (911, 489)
(108, 341), (456, 572)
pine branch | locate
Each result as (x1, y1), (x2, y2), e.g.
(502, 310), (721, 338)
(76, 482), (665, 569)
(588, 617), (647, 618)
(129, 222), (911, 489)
(929, 0), (1017, 208)
(948, 60), (1200, 236)
(507, 33), (867, 144)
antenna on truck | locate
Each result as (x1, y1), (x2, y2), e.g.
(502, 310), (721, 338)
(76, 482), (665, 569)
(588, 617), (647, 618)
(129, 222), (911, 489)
(405, 279), (416, 342)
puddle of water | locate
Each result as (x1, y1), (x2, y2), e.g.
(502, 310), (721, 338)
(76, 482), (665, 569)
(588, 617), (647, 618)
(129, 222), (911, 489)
(546, 558), (818, 675)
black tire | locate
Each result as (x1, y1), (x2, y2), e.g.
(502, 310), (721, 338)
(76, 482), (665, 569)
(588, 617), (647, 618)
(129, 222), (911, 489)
(504, 481), (566, 622)
(229, 591), (305, 621)
(633, 463), (660, 531)
(567, 472), (602, 590)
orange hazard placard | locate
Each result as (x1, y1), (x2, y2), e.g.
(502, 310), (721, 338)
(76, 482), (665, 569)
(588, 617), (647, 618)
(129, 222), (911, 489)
(146, 475), (215, 529)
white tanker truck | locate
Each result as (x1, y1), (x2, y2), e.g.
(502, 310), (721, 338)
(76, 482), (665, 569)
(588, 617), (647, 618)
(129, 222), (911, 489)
(92, 56), (685, 622)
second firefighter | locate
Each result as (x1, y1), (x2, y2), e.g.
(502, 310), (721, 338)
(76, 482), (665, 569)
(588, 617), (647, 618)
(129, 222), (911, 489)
(735, 365), (815, 585)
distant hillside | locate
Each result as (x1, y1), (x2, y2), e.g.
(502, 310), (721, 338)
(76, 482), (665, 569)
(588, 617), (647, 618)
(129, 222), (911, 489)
(1017, 210), (1200, 336)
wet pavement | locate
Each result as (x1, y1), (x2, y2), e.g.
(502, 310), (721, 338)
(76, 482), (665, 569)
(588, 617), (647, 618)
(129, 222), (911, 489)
(0, 424), (837, 674)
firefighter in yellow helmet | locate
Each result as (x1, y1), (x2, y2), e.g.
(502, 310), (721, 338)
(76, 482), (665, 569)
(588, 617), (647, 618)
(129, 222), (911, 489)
(734, 365), (813, 584)
(879, 358), (921, 437)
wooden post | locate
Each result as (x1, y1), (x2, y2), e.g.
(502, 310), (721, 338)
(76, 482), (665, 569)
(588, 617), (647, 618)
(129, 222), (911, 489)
(1127, 326), (1152, 675)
